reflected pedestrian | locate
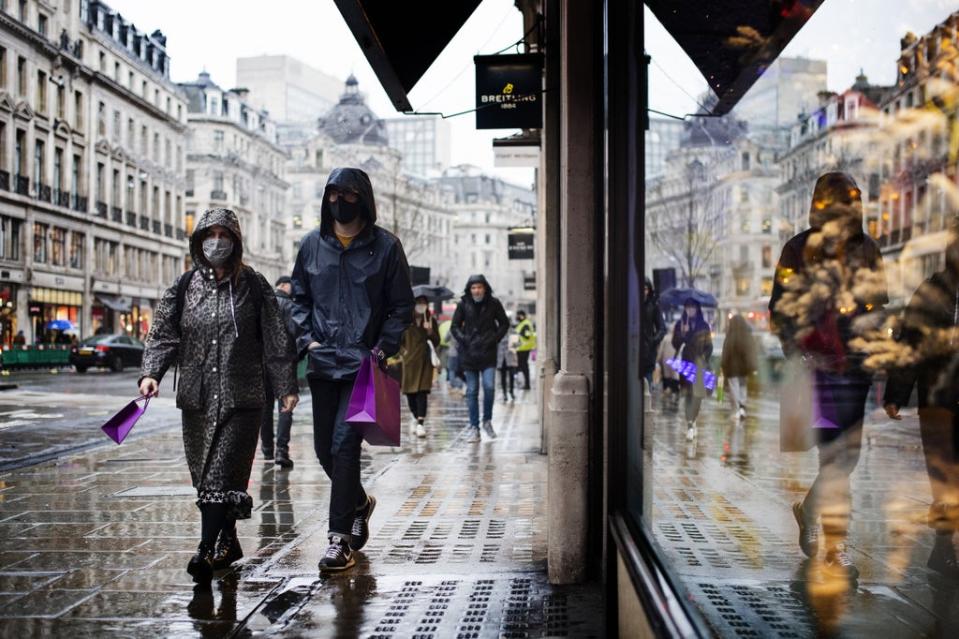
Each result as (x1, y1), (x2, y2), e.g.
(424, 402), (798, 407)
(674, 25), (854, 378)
(289, 167), (413, 572)
(672, 297), (713, 440)
(399, 295), (440, 439)
(721, 314), (758, 420)
(451, 274), (509, 442)
(514, 310), (536, 390)
(884, 218), (959, 579)
(769, 172), (887, 581)
(657, 325), (681, 408)
(259, 275), (300, 469)
(497, 332), (518, 403)
(642, 278), (668, 389)
(139, 208), (299, 588)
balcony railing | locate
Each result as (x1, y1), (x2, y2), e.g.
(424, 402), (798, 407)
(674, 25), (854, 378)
(37, 184), (51, 203)
(164, 223), (173, 238)
(111, 206), (123, 223)
(0, 170), (8, 191)
(139, 216), (150, 231)
(57, 190), (71, 208)
(15, 175), (29, 196)
(152, 220), (162, 235)
(72, 194), (87, 212)
(210, 190), (227, 200)
(126, 212), (137, 227)
(95, 200), (108, 218)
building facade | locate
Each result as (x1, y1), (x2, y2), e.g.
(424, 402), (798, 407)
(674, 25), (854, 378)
(731, 56), (828, 130)
(179, 72), (289, 284)
(383, 115), (452, 177)
(0, 0), (188, 345)
(235, 55), (342, 126)
(644, 117), (684, 180)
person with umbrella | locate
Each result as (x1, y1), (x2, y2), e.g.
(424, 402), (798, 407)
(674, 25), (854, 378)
(397, 294), (440, 438)
(672, 297), (713, 441)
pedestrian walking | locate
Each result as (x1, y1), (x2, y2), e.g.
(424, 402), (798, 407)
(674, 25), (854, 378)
(657, 325), (681, 408)
(884, 217), (959, 580)
(497, 332), (519, 402)
(672, 298), (713, 440)
(289, 167), (414, 572)
(514, 310), (536, 390)
(399, 295), (440, 438)
(259, 275), (300, 469)
(138, 208), (298, 588)
(721, 314), (758, 420)
(769, 172), (887, 582)
(451, 274), (510, 442)
(641, 278), (668, 389)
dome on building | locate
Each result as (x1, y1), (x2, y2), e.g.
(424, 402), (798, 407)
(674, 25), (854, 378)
(317, 75), (389, 146)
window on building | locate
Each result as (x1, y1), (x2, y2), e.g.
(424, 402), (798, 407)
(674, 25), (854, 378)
(18, 0), (26, 22)
(33, 140), (44, 187)
(164, 191), (171, 223)
(98, 51), (105, 73)
(16, 56), (25, 96)
(142, 80), (147, 98)
(0, 216), (22, 261)
(69, 232), (83, 269)
(33, 222), (48, 263)
(140, 125), (147, 155)
(38, 13), (47, 36)
(152, 132), (159, 162)
(53, 148), (62, 196)
(0, 47), (7, 90)
(74, 91), (83, 131)
(71, 154), (80, 201)
(762, 245), (772, 269)
(139, 179), (147, 214)
(152, 186), (159, 217)
(213, 172), (224, 193)
(50, 227), (66, 266)
(185, 210), (196, 235)
(95, 162), (104, 203)
(126, 174), (134, 210)
(36, 70), (46, 113)
(164, 138), (171, 168)
(185, 169), (194, 195)
(214, 129), (224, 153)
(114, 61), (121, 84)
(111, 169), (120, 207)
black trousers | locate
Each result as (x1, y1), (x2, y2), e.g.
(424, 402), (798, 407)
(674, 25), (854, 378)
(260, 399), (294, 453)
(499, 366), (515, 398)
(308, 377), (369, 542)
(406, 391), (429, 420)
(517, 351), (532, 389)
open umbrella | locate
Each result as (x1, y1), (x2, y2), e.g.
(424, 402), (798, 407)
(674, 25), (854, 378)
(45, 319), (75, 331)
(412, 285), (455, 302)
(658, 288), (717, 308)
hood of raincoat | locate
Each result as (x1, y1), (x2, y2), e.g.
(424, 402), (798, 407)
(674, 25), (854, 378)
(808, 171), (863, 234)
(320, 167), (377, 238)
(189, 207), (244, 268)
(464, 274), (493, 299)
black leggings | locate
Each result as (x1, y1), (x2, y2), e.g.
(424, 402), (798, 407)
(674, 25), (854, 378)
(406, 391), (429, 420)
(500, 366), (515, 397)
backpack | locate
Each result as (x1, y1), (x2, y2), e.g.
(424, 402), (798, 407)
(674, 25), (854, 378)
(171, 267), (263, 390)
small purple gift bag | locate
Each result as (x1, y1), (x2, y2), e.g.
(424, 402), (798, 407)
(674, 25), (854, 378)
(346, 355), (401, 446)
(101, 395), (152, 444)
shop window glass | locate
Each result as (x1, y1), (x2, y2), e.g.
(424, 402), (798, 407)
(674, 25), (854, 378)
(50, 227), (65, 266)
(33, 222), (47, 263)
(631, 3), (959, 634)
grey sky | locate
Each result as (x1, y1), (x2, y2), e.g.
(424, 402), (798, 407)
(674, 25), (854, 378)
(108, 0), (534, 186)
(647, 0), (959, 118)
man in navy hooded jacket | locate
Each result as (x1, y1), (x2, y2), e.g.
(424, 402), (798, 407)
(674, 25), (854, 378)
(290, 167), (414, 571)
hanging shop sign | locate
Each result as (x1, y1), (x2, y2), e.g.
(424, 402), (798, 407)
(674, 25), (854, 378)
(494, 145), (540, 167)
(474, 53), (543, 130)
(508, 228), (535, 260)
(523, 273), (537, 291)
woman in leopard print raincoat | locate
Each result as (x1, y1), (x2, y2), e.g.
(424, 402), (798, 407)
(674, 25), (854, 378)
(139, 207), (298, 587)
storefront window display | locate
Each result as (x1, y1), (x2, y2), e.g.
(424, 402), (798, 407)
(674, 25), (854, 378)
(120, 302), (152, 340)
(627, 2), (959, 635)
(29, 287), (81, 344)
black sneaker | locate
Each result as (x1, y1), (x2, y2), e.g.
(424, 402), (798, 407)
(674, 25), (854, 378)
(187, 542), (215, 586)
(319, 534), (355, 572)
(824, 543), (859, 581)
(212, 528), (243, 570)
(262, 448), (274, 461)
(793, 501), (819, 558)
(275, 449), (294, 469)
(351, 496), (376, 551)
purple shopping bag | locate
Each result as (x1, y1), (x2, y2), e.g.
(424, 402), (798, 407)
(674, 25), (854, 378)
(346, 355), (401, 446)
(101, 395), (152, 444)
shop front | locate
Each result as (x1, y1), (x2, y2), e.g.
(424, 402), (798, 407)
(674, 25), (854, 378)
(29, 287), (82, 345)
(0, 283), (18, 347)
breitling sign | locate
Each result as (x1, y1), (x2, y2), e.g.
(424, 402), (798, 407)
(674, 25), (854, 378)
(474, 53), (543, 129)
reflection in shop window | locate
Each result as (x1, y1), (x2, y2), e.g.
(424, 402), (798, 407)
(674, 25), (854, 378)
(33, 222), (47, 263)
(50, 227), (65, 266)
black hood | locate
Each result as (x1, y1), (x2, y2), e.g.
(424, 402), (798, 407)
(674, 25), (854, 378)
(464, 274), (493, 298)
(189, 207), (244, 267)
(808, 171), (863, 233)
(644, 277), (657, 301)
(320, 167), (377, 237)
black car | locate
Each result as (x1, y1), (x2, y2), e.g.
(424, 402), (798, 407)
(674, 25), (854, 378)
(69, 334), (145, 373)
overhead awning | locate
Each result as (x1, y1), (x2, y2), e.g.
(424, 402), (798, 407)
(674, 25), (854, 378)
(333, 0), (483, 112)
(645, 0), (827, 115)
(95, 294), (132, 313)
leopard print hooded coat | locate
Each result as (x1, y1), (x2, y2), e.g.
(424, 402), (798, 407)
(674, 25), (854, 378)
(140, 208), (297, 517)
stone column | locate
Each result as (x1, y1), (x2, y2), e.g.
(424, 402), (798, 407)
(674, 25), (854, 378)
(547, 0), (597, 585)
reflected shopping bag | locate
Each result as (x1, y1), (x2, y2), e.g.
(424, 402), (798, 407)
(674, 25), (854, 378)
(101, 395), (152, 444)
(779, 357), (815, 452)
(346, 355), (401, 446)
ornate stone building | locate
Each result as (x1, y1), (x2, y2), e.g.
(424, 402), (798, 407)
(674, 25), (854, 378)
(179, 72), (289, 284)
(0, 0), (187, 343)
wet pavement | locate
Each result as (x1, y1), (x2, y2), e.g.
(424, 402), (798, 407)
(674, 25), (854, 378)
(649, 389), (959, 637)
(0, 381), (604, 638)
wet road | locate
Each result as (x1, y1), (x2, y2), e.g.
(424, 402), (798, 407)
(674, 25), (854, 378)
(0, 383), (604, 637)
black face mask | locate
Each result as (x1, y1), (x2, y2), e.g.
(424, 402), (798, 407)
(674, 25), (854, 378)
(330, 199), (362, 224)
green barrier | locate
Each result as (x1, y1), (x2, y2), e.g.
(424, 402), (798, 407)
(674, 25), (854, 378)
(1, 346), (71, 368)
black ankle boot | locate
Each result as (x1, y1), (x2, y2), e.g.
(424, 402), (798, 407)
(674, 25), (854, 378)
(187, 542), (215, 586)
(212, 528), (243, 570)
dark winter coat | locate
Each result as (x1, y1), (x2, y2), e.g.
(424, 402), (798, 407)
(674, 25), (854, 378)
(399, 314), (440, 394)
(289, 168), (415, 381)
(641, 278), (668, 376)
(274, 288), (299, 362)
(768, 172), (887, 375)
(721, 315), (758, 378)
(451, 274), (510, 371)
(885, 269), (959, 411)
(672, 304), (713, 366)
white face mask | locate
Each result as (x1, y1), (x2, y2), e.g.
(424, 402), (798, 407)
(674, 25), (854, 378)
(415, 304), (428, 315)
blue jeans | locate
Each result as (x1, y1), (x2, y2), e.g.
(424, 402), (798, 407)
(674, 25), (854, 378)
(464, 367), (496, 427)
